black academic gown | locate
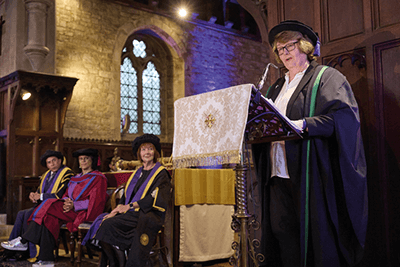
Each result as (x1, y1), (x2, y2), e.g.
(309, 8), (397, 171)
(252, 60), (368, 267)
(93, 165), (171, 267)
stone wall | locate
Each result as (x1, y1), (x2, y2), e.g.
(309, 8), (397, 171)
(56, 0), (270, 142)
(185, 25), (269, 96)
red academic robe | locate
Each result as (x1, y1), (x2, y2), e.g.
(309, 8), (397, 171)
(28, 170), (108, 239)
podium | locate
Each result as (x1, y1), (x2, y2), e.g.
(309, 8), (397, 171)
(172, 84), (301, 266)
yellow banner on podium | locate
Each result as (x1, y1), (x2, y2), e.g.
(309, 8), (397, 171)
(174, 168), (235, 206)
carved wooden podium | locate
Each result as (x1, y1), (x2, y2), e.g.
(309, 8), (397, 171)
(172, 84), (301, 266)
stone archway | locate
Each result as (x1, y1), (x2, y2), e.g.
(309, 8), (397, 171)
(111, 23), (185, 143)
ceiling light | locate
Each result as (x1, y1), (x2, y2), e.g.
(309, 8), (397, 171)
(20, 89), (31, 101)
(178, 8), (187, 18)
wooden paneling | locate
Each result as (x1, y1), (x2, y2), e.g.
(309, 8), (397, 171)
(120, 147), (135, 161)
(379, 43), (400, 163)
(323, 0), (364, 42)
(14, 99), (35, 130)
(373, 38), (400, 267)
(374, 39), (400, 174)
(9, 176), (39, 222)
(280, 0), (314, 27)
(40, 99), (58, 131)
(14, 136), (34, 176)
(323, 49), (369, 142)
(373, 0), (400, 29)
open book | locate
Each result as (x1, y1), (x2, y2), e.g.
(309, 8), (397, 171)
(245, 87), (303, 144)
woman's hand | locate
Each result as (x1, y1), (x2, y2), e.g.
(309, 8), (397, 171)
(115, 204), (130, 214)
(104, 204), (130, 219)
(63, 198), (74, 213)
(103, 211), (117, 219)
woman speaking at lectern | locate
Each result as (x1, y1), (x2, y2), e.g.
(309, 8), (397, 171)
(252, 20), (368, 267)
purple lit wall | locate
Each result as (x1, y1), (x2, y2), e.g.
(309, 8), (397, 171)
(184, 25), (270, 96)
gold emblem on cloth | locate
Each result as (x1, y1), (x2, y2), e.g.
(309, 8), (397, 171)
(205, 113), (216, 128)
(140, 233), (149, 246)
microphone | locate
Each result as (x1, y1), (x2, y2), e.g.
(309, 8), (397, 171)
(256, 63), (278, 91)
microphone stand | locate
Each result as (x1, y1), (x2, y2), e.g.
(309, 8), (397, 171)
(256, 63), (278, 91)
(229, 63), (279, 267)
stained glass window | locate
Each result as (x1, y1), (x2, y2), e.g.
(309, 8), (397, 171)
(120, 38), (161, 136)
(120, 57), (138, 133)
(143, 61), (161, 134)
(133, 40), (146, 58)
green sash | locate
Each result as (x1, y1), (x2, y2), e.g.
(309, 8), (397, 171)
(304, 66), (328, 266)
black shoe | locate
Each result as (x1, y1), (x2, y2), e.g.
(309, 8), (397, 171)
(0, 249), (17, 262)
(10, 250), (29, 261)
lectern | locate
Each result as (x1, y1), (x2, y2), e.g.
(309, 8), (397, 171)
(172, 84), (301, 266)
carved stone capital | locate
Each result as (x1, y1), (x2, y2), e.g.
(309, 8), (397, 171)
(23, 44), (50, 71)
(24, 0), (52, 7)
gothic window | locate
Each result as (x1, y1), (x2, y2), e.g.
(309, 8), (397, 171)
(120, 57), (138, 133)
(142, 61), (161, 134)
(120, 35), (167, 137)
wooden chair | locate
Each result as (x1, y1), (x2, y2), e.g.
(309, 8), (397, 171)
(55, 230), (70, 257)
(60, 182), (170, 267)
(57, 186), (119, 267)
(101, 184), (170, 267)
(149, 225), (169, 267)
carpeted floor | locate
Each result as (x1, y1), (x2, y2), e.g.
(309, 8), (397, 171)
(0, 248), (99, 267)
(0, 256), (98, 267)
(0, 257), (95, 267)
(0, 249), (231, 267)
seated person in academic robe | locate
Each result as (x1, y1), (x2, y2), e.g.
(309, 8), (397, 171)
(5, 148), (108, 264)
(1, 150), (73, 260)
(82, 134), (172, 267)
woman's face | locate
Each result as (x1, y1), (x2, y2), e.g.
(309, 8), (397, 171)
(140, 143), (155, 164)
(277, 39), (308, 71)
(79, 155), (93, 171)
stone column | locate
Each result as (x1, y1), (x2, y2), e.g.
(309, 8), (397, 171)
(23, 0), (51, 71)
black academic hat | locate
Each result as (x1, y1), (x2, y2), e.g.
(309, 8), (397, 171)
(72, 148), (100, 169)
(40, 150), (64, 167)
(72, 148), (99, 158)
(268, 20), (320, 56)
(132, 134), (161, 155)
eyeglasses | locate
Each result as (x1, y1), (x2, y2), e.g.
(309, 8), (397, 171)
(276, 41), (299, 55)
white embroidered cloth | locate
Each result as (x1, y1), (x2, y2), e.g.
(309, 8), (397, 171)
(172, 84), (254, 168)
(179, 204), (234, 262)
